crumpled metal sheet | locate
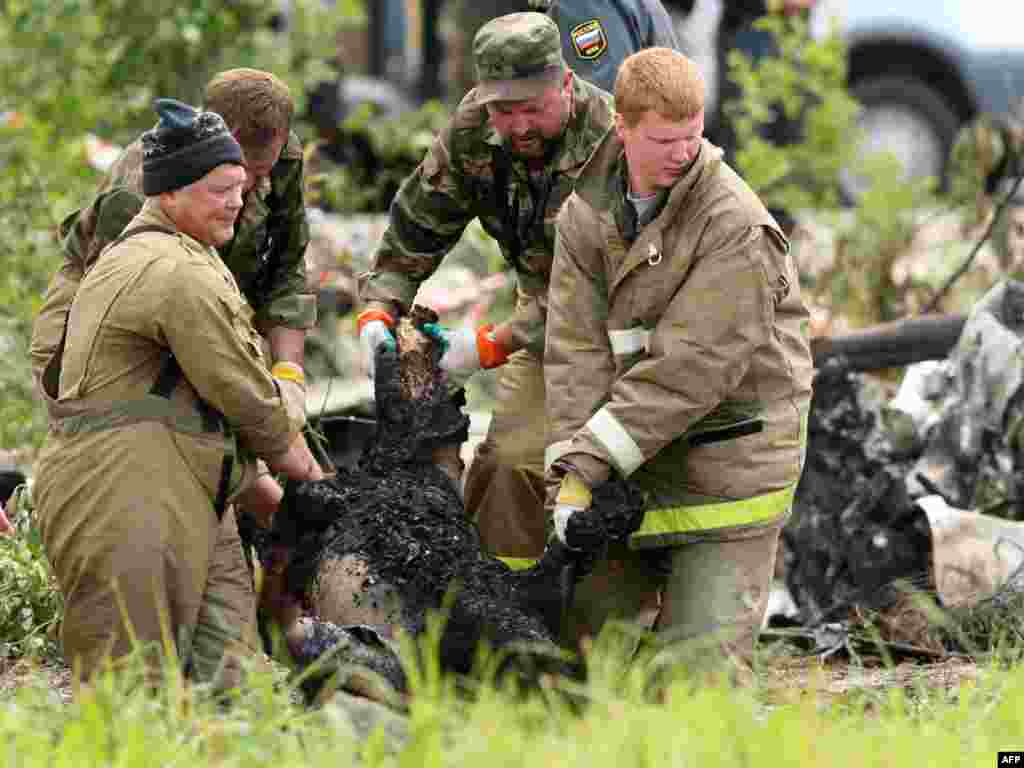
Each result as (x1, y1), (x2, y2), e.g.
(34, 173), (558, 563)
(907, 279), (1024, 514)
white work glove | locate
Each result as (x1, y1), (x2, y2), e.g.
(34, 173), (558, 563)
(357, 310), (397, 379)
(552, 473), (593, 550)
(422, 322), (509, 385)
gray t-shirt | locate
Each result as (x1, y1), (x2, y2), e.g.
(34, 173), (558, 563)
(627, 187), (661, 229)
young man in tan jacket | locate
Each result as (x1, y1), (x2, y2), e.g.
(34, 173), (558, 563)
(32, 99), (323, 688)
(544, 47), (812, 678)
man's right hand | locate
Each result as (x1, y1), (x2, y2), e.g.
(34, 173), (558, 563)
(266, 433), (326, 482)
(552, 472), (594, 550)
(357, 308), (397, 379)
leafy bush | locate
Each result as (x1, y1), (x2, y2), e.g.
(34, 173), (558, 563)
(723, 12), (861, 215)
(0, 1), (359, 456)
(722, 12), (943, 326)
(0, 115), (99, 451)
(306, 100), (452, 214)
(0, 484), (61, 659)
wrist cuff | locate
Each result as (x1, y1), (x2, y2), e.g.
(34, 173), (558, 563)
(556, 472), (592, 508)
(476, 324), (509, 369)
(271, 361), (306, 387)
(357, 309), (396, 334)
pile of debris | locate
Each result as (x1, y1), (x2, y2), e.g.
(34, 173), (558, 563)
(779, 279), (1024, 658)
(262, 308), (644, 700)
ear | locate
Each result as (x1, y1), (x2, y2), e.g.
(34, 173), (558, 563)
(613, 112), (626, 143)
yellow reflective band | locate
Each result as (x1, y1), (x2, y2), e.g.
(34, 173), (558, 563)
(271, 362), (306, 386)
(631, 484), (796, 542)
(496, 556), (539, 571)
(556, 473), (592, 508)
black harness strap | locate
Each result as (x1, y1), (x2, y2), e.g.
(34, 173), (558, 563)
(149, 353), (182, 399)
(108, 225), (233, 521)
(147, 353), (232, 521)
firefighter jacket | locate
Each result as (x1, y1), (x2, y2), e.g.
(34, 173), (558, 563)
(358, 76), (614, 356)
(545, 132), (813, 548)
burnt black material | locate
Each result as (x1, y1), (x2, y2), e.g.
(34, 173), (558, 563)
(0, 467), (25, 507)
(269, 320), (646, 684)
(782, 363), (936, 625)
(291, 621), (408, 700)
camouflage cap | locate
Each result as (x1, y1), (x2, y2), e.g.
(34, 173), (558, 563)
(473, 12), (566, 104)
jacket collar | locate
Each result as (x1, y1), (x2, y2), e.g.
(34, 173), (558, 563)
(578, 136), (723, 290)
(138, 197), (216, 257)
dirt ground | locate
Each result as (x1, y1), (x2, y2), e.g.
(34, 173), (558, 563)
(0, 650), (983, 711)
(758, 655), (980, 708)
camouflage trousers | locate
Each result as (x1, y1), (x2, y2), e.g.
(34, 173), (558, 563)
(564, 512), (786, 682)
(464, 349), (548, 565)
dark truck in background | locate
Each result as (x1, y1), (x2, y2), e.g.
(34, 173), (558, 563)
(358, 0), (1024, 199)
(666, 0), (1024, 200)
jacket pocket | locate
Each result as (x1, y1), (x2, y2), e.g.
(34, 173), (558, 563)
(218, 292), (266, 364)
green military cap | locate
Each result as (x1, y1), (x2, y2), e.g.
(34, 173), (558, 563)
(473, 12), (566, 104)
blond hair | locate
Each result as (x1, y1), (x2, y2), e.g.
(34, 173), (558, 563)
(614, 48), (705, 128)
(203, 68), (294, 150)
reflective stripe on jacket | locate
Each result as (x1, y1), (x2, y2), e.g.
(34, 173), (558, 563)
(545, 132), (813, 546)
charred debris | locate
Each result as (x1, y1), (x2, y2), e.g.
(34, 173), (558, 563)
(779, 280), (1024, 660)
(263, 306), (644, 696)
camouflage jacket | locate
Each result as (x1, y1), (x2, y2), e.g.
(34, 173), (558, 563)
(359, 76), (615, 355)
(61, 132), (311, 331)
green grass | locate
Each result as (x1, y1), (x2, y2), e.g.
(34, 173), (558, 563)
(3, 636), (1024, 768)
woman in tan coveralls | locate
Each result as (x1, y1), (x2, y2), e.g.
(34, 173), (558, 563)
(32, 100), (323, 687)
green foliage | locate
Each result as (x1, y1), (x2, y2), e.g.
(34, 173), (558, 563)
(723, 13), (861, 214)
(723, 13), (944, 326)
(4, 637), (1024, 767)
(0, 0), (351, 140)
(0, 485), (61, 659)
(0, 114), (99, 450)
(823, 155), (939, 325)
(307, 100), (451, 214)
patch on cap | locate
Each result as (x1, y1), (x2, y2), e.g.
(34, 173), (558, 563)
(570, 19), (608, 61)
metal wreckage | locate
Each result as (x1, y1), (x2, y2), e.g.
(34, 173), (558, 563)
(780, 278), (1024, 659)
(251, 276), (1024, 706)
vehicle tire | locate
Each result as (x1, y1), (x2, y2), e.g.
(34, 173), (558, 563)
(842, 75), (962, 204)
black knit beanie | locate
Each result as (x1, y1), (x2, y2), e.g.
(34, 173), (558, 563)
(141, 98), (244, 196)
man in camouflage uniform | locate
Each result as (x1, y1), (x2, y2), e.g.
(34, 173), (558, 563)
(545, 48), (812, 675)
(31, 68), (315, 387)
(32, 99), (323, 687)
(357, 12), (615, 568)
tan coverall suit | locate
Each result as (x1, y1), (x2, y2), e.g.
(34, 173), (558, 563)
(33, 201), (306, 684)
